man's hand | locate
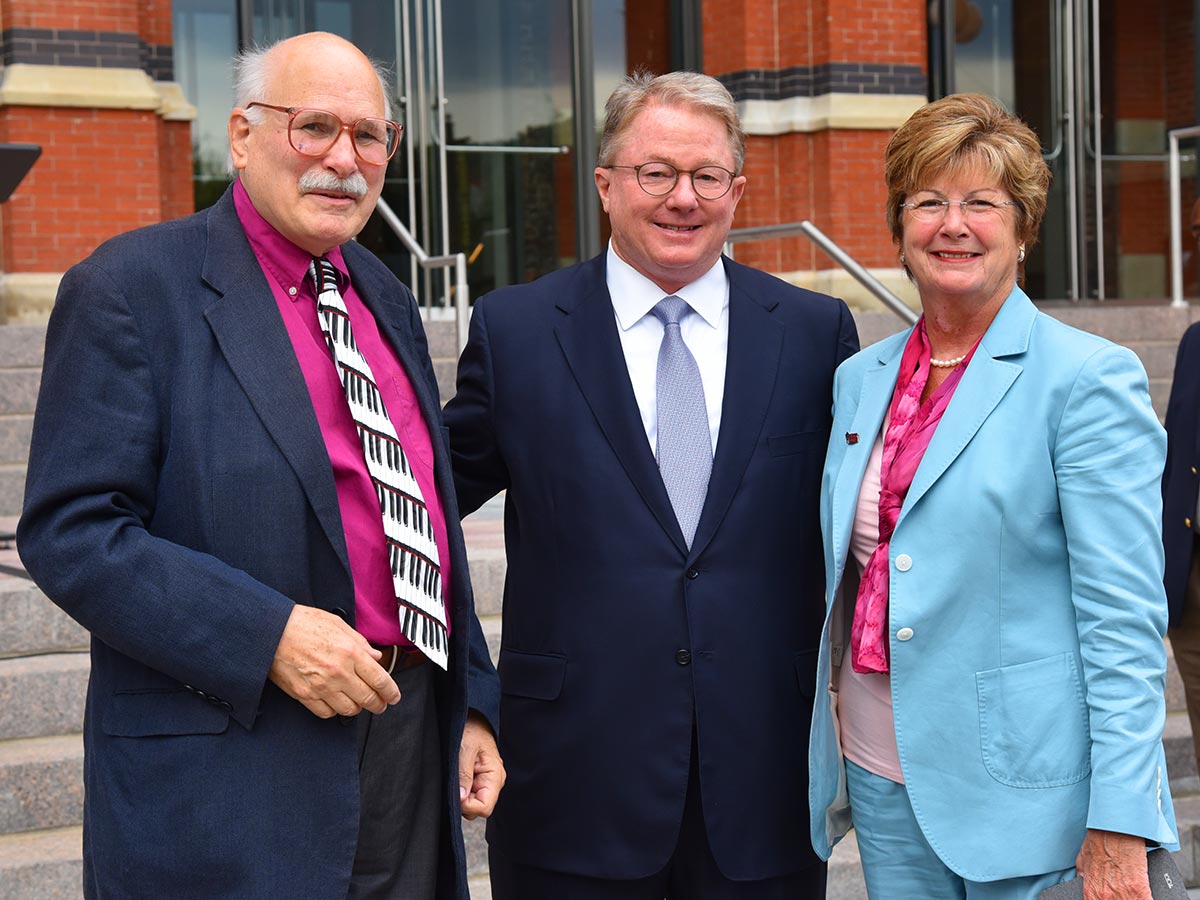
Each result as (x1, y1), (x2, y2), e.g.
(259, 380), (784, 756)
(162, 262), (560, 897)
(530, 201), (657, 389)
(459, 711), (505, 819)
(1075, 829), (1152, 900)
(268, 605), (401, 718)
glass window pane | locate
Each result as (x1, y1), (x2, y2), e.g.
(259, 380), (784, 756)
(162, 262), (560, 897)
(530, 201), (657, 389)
(173, 0), (239, 210)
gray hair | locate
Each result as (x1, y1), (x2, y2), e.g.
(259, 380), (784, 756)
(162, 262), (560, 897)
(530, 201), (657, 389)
(232, 39), (394, 123)
(596, 71), (745, 172)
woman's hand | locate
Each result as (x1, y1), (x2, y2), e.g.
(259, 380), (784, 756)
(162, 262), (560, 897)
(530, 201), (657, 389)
(1075, 829), (1153, 900)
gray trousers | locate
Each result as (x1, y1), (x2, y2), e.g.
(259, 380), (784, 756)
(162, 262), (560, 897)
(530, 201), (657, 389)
(348, 660), (441, 900)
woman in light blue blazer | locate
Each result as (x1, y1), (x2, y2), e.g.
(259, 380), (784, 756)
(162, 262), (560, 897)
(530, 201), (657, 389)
(808, 93), (1177, 900)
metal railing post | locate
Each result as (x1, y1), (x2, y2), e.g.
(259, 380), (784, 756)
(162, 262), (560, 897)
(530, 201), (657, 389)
(725, 220), (917, 325)
(1168, 126), (1200, 309)
(374, 197), (470, 351)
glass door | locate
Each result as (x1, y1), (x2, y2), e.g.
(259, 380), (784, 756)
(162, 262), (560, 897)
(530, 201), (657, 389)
(931, 0), (1195, 301)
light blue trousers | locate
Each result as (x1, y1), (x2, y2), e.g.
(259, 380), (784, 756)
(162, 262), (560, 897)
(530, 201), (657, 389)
(844, 759), (1076, 900)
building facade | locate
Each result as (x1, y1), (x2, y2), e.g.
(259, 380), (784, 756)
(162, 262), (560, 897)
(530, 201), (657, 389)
(0, 0), (1195, 318)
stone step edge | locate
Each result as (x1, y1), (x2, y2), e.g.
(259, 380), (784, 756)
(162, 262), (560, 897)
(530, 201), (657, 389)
(0, 824), (80, 867)
(0, 733), (82, 766)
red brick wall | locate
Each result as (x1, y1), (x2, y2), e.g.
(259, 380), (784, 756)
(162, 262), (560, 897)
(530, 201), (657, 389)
(0, 0), (139, 31)
(0, 0), (193, 275)
(1110, 0), (1169, 261)
(138, 0), (174, 45)
(159, 118), (195, 226)
(706, 0), (925, 275)
(0, 108), (167, 272)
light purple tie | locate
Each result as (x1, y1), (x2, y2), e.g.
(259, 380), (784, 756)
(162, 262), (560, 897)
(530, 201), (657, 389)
(652, 295), (712, 548)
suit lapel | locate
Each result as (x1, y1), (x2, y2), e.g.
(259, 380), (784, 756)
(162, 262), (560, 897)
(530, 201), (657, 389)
(688, 261), (782, 558)
(828, 339), (904, 584)
(200, 191), (351, 579)
(555, 258), (686, 552)
(898, 288), (1033, 522)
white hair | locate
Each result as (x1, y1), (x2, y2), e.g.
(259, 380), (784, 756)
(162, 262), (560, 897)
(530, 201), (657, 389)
(232, 38), (394, 122)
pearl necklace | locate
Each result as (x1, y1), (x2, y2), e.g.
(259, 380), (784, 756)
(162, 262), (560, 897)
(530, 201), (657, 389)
(929, 354), (967, 368)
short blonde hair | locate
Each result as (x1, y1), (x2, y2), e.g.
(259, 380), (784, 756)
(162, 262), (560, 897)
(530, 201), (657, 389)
(885, 93), (1050, 274)
(597, 70), (746, 172)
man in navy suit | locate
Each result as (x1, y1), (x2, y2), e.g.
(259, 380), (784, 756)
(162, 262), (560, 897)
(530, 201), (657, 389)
(18, 31), (501, 899)
(1163, 196), (1200, 781)
(444, 71), (859, 899)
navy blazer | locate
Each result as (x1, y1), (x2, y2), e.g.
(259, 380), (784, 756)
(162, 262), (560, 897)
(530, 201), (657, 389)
(443, 252), (858, 880)
(17, 187), (499, 899)
(1164, 320), (1200, 627)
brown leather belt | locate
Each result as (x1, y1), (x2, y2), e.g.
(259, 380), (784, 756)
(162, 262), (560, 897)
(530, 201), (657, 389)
(371, 644), (426, 675)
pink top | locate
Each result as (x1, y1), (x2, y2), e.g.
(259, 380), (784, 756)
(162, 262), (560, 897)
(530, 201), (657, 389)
(839, 429), (904, 783)
(234, 180), (452, 645)
(850, 320), (978, 673)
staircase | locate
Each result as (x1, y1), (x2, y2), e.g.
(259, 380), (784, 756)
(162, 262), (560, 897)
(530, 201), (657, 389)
(3, 302), (1200, 899)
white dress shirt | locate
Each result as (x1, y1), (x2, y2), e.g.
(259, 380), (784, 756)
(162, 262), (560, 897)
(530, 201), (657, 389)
(606, 243), (728, 456)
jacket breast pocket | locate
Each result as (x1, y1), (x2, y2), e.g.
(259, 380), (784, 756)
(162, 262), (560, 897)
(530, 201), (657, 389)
(498, 649), (567, 701)
(768, 430), (822, 458)
(976, 652), (1090, 787)
(102, 689), (231, 737)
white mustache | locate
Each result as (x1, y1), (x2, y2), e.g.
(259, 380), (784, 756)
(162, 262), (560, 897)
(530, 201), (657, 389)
(298, 171), (368, 198)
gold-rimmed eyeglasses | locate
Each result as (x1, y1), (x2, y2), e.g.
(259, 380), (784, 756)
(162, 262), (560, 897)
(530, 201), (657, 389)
(900, 197), (1018, 221)
(605, 161), (738, 200)
(246, 102), (402, 166)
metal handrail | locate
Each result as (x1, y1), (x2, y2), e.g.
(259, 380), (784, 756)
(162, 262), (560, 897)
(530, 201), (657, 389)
(375, 197), (470, 353)
(725, 221), (918, 324)
(1169, 125), (1200, 308)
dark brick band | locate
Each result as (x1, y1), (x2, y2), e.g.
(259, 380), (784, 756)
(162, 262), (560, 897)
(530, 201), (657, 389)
(0, 28), (173, 81)
(718, 63), (926, 102)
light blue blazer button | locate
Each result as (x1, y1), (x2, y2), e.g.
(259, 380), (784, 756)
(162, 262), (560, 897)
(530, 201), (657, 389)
(896, 627), (914, 641)
(895, 554), (912, 571)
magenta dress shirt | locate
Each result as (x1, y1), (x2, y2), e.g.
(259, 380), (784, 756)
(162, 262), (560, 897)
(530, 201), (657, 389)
(233, 180), (451, 646)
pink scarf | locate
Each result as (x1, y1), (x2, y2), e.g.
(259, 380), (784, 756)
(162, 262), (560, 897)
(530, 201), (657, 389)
(849, 318), (979, 674)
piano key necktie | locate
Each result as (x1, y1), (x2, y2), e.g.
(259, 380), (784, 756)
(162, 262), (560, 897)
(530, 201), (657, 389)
(652, 295), (712, 548)
(310, 258), (448, 670)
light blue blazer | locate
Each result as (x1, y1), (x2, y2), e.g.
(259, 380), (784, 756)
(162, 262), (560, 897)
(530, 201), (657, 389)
(808, 287), (1178, 881)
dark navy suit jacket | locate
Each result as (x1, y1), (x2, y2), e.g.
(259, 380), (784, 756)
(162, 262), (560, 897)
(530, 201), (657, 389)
(443, 252), (858, 880)
(1164, 320), (1200, 627)
(17, 187), (499, 899)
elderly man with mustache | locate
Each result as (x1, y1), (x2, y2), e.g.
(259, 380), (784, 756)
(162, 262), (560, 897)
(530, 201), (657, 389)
(17, 31), (502, 900)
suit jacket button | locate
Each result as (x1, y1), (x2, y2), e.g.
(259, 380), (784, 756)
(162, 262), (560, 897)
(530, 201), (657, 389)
(686, 568), (699, 580)
(1192, 467), (1197, 475)
(1187, 518), (1194, 529)
(896, 627), (914, 641)
(895, 554), (912, 572)
(675, 649), (692, 666)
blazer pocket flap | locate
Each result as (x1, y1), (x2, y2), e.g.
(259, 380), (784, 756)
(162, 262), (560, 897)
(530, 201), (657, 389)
(499, 649), (567, 701)
(103, 690), (231, 737)
(794, 649), (819, 699)
(768, 430), (821, 457)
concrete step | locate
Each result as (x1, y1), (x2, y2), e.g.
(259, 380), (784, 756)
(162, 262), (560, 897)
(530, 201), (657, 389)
(421, 316), (458, 362)
(0, 825), (82, 900)
(851, 304), (1200, 366)
(0, 464), (25, 517)
(0, 417), (33, 467)
(464, 831), (870, 899)
(1167, 710), (1198, 787)
(0, 580), (87, 657)
(0, 370), (43, 418)
(1125, 338), (1181, 380)
(0, 734), (83, 835)
(0, 325), (47, 369)
(0, 654), (88, 740)
(468, 548), (504, 620)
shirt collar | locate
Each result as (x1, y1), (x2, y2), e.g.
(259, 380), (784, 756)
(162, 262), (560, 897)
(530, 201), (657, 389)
(232, 178), (348, 300)
(606, 242), (727, 331)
